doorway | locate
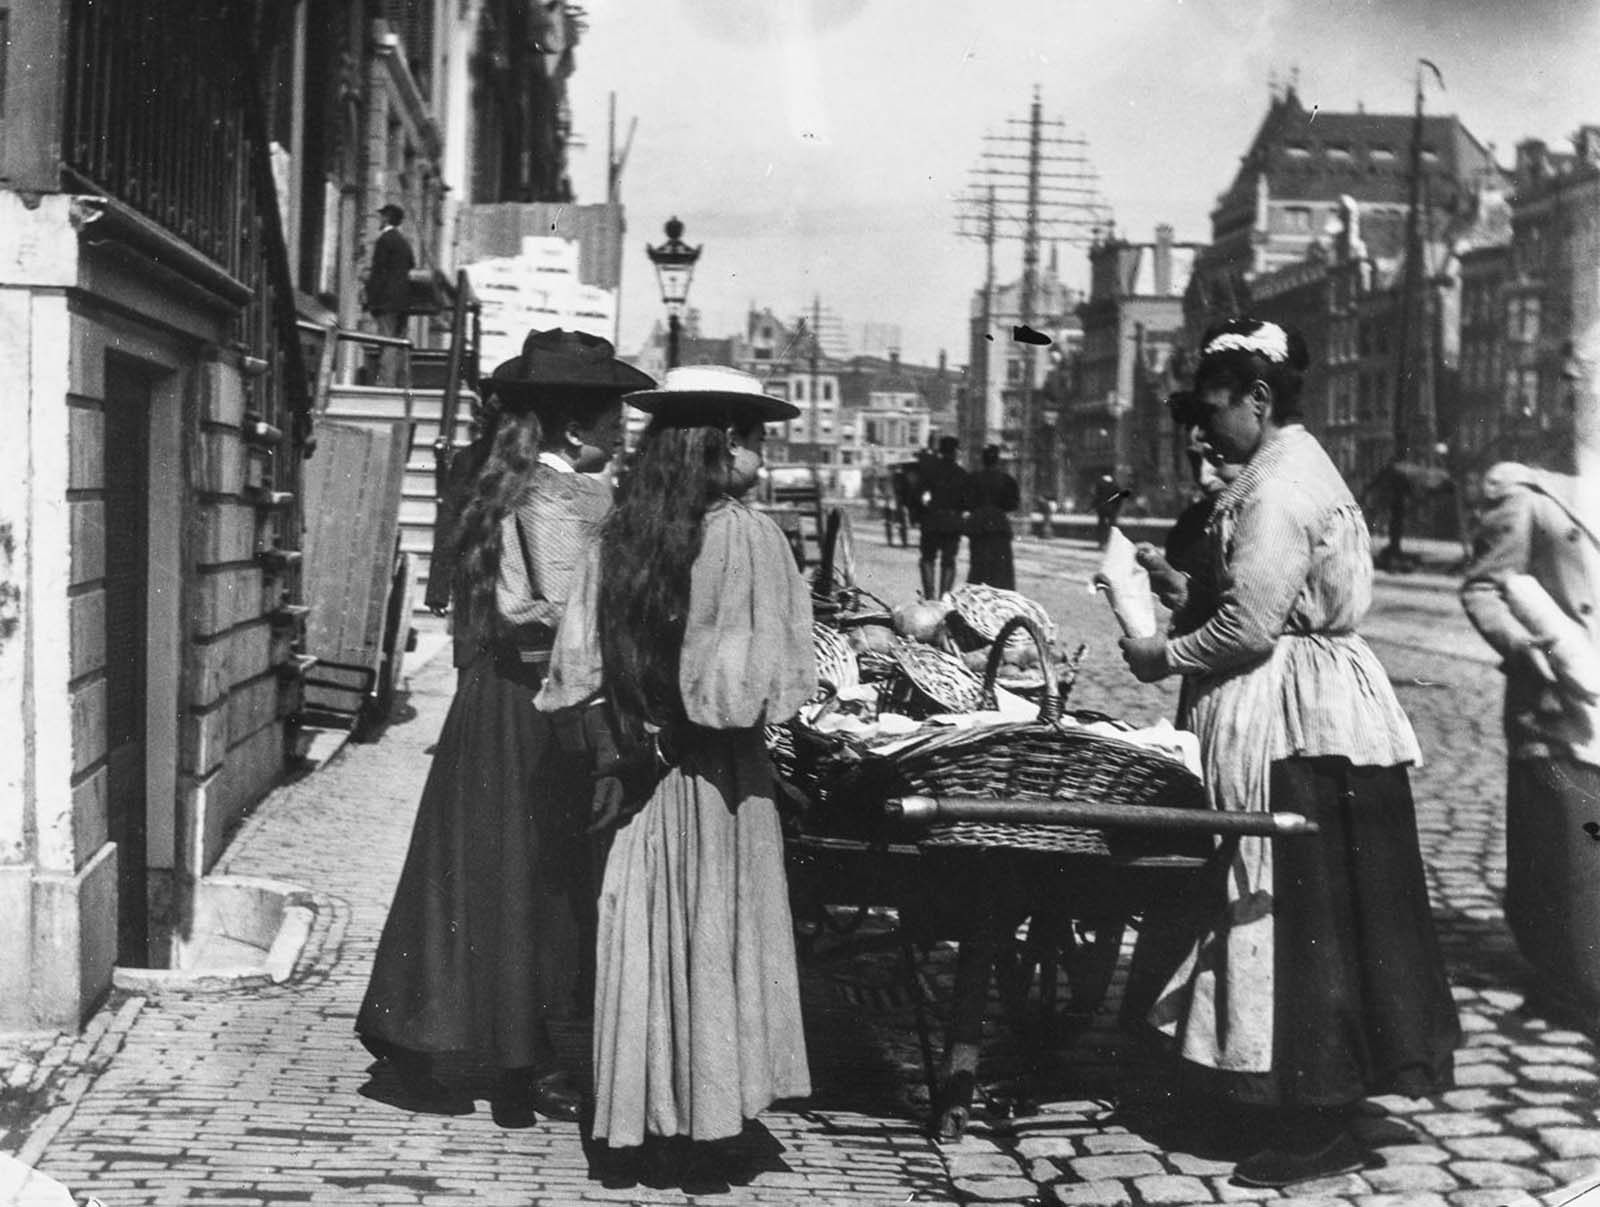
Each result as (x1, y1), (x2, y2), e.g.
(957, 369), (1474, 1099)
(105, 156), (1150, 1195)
(103, 361), (151, 967)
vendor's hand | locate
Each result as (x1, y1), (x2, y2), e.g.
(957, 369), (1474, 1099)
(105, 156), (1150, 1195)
(1134, 544), (1188, 612)
(1119, 635), (1171, 683)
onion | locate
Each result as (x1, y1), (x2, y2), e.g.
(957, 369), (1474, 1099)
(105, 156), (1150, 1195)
(892, 600), (949, 643)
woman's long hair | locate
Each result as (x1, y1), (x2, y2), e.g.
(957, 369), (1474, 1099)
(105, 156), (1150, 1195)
(598, 421), (733, 725)
(455, 410), (543, 627)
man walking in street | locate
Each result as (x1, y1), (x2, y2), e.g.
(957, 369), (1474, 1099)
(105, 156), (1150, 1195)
(366, 203), (415, 385)
(917, 435), (967, 598)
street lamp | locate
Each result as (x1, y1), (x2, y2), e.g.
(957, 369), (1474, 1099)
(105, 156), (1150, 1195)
(646, 216), (702, 370)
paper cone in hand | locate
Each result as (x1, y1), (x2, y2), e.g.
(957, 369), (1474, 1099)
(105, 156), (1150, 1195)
(1093, 528), (1158, 639)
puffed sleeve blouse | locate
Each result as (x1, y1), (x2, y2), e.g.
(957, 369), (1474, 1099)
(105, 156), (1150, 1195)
(1165, 425), (1420, 768)
(536, 497), (817, 728)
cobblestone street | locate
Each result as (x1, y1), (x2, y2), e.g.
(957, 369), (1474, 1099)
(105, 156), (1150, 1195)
(5, 525), (1600, 1207)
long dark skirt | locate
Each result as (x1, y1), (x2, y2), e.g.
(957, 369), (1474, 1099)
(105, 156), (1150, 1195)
(357, 650), (595, 1071)
(1124, 757), (1460, 1106)
(1506, 757), (1600, 1024)
(967, 533), (1015, 590)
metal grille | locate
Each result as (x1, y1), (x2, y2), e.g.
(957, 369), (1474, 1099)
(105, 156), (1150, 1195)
(62, 0), (248, 276)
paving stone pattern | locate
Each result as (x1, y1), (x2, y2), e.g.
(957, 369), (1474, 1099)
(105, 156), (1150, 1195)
(3, 526), (1599, 1207)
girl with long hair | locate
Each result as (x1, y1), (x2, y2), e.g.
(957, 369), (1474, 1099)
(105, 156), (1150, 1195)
(357, 330), (652, 1127)
(537, 366), (815, 1180)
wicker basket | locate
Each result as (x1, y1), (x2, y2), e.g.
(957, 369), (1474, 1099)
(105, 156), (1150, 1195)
(812, 621), (860, 693)
(891, 640), (987, 715)
(948, 584), (1057, 659)
(842, 617), (1209, 857)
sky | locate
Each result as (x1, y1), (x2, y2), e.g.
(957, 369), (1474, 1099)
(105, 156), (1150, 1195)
(563, 0), (1600, 368)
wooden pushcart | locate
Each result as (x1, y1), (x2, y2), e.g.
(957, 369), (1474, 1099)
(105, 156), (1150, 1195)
(774, 617), (1316, 1140)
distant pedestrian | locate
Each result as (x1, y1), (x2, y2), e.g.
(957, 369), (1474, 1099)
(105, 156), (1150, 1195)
(365, 203), (415, 384)
(1461, 459), (1600, 1032)
(357, 329), (654, 1126)
(537, 365), (814, 1183)
(918, 435), (968, 597)
(964, 444), (1019, 590)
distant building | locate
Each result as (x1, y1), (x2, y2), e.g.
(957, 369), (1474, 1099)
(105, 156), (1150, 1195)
(1061, 225), (1200, 510)
(1457, 241), (1513, 466)
(1187, 83), (1503, 341)
(960, 252), (1082, 494)
(456, 201), (626, 355)
(1490, 128), (1600, 468)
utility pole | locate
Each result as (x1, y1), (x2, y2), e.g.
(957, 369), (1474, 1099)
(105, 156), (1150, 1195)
(810, 295), (822, 452)
(1379, 60), (1445, 572)
(955, 87), (1110, 502)
(974, 183), (997, 456)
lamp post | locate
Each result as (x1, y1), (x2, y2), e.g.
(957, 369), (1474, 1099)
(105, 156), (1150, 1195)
(646, 216), (702, 370)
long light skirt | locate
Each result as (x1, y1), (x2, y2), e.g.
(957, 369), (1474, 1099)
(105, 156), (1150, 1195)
(590, 730), (811, 1146)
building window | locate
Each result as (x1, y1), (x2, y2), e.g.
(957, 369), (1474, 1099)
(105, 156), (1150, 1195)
(1508, 295), (1541, 343)
(1285, 142), (1311, 159)
(1325, 143), (1352, 162)
(1506, 367), (1540, 418)
(1369, 146), (1396, 164)
(1282, 206), (1313, 233)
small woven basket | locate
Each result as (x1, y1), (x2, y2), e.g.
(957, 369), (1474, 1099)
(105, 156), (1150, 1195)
(845, 617), (1208, 857)
(948, 584), (1057, 658)
(891, 640), (987, 715)
(812, 621), (860, 694)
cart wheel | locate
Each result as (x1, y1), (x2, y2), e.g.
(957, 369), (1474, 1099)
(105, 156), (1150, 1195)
(997, 914), (1126, 1039)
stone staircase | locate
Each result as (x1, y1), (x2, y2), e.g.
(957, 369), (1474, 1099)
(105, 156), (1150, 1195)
(319, 383), (474, 614)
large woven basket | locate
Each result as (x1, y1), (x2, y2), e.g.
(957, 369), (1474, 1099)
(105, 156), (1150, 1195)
(841, 617), (1209, 857)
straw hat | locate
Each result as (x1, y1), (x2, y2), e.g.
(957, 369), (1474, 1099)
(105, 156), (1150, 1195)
(623, 365), (801, 426)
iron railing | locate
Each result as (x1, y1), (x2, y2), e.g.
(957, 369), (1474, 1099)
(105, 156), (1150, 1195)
(62, 0), (251, 277)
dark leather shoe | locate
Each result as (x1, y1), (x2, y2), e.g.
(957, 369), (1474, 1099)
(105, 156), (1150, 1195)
(1233, 1131), (1371, 1188)
(532, 1076), (583, 1123)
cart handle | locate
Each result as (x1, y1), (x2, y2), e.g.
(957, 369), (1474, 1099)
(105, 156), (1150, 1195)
(885, 795), (1318, 838)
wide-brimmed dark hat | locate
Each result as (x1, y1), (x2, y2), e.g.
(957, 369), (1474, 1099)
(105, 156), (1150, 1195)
(624, 365), (800, 426)
(484, 329), (655, 408)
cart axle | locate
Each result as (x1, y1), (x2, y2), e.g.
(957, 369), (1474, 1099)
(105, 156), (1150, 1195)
(886, 795), (1318, 837)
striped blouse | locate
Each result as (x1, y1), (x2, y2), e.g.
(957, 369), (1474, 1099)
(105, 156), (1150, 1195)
(1165, 425), (1420, 768)
(494, 463), (612, 639)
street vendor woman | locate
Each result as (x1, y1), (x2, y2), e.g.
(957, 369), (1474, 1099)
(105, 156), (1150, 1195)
(1117, 318), (1459, 1188)
(536, 365), (815, 1184)
(356, 329), (654, 1126)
